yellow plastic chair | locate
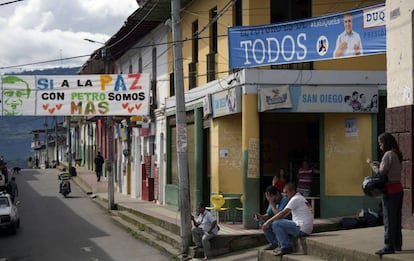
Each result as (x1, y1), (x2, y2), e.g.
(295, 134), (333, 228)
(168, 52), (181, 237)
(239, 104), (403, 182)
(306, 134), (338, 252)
(235, 195), (244, 211)
(206, 195), (229, 222)
(234, 195), (244, 222)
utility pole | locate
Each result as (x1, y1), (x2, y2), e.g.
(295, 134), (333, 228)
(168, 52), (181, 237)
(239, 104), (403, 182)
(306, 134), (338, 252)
(67, 116), (72, 172)
(171, 0), (191, 256)
(103, 46), (115, 210)
(84, 38), (115, 210)
(55, 116), (59, 166)
(44, 117), (49, 168)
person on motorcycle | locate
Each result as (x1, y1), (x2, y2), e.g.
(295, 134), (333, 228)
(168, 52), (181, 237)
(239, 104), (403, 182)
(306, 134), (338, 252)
(58, 168), (71, 194)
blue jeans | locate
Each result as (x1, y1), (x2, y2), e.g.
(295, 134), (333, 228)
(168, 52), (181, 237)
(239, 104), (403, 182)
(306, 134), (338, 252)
(272, 219), (308, 248)
(260, 220), (278, 246)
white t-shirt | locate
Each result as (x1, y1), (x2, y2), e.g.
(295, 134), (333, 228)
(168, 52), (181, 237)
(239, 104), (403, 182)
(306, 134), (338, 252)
(334, 30), (363, 57)
(285, 192), (314, 235)
(196, 210), (219, 235)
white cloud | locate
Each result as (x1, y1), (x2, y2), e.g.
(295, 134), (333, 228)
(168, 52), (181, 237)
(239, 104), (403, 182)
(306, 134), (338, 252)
(79, 0), (137, 17)
(0, 0), (138, 73)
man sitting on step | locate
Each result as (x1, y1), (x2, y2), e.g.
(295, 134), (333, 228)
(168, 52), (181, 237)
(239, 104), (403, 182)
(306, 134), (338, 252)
(191, 202), (219, 260)
(255, 185), (289, 250)
(262, 182), (314, 256)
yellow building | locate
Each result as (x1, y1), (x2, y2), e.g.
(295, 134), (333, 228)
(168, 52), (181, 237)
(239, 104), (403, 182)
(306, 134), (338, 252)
(165, 0), (386, 228)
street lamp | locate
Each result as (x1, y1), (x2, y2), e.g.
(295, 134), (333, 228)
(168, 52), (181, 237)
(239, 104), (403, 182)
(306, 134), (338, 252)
(84, 38), (105, 45)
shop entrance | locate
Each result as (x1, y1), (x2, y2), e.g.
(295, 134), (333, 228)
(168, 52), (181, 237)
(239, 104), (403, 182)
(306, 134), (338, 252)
(260, 113), (320, 215)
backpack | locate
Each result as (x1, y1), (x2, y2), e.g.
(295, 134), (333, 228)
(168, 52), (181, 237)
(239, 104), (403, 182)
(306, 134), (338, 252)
(340, 217), (366, 229)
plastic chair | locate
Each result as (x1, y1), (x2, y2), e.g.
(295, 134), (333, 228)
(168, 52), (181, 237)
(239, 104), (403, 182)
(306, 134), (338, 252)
(235, 195), (244, 211)
(206, 195), (229, 222)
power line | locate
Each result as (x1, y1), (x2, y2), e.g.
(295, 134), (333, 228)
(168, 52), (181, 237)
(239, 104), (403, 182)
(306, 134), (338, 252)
(0, 0), (24, 6)
(0, 54), (90, 70)
(0, 34), (230, 70)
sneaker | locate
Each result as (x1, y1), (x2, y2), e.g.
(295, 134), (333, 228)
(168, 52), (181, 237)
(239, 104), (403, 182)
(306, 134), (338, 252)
(274, 246), (293, 256)
(192, 245), (202, 250)
(263, 244), (278, 250)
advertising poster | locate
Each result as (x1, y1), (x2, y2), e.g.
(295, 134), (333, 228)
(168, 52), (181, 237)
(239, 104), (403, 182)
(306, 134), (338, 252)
(228, 4), (385, 69)
(259, 85), (378, 113)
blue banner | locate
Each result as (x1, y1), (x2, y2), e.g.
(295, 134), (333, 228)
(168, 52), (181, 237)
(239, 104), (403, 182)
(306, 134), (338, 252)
(228, 4), (385, 69)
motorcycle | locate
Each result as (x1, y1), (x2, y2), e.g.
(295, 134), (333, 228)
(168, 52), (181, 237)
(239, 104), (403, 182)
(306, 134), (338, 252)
(58, 171), (71, 197)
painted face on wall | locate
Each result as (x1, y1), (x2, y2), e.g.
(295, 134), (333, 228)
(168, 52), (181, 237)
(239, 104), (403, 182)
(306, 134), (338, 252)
(1, 76), (31, 115)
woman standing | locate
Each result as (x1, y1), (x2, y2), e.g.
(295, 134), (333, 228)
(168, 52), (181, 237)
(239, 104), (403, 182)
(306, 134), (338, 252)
(368, 132), (403, 255)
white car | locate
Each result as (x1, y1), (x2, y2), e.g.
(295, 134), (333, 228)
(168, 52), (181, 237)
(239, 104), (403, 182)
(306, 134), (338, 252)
(0, 192), (20, 234)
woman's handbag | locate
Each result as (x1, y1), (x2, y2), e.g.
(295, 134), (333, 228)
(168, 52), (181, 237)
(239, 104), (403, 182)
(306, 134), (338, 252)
(362, 174), (388, 197)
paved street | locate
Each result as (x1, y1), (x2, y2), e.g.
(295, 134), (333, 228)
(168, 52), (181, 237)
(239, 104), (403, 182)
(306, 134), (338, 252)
(0, 168), (170, 261)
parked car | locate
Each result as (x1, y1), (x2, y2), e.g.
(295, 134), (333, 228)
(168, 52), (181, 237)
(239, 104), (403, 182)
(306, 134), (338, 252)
(0, 192), (20, 234)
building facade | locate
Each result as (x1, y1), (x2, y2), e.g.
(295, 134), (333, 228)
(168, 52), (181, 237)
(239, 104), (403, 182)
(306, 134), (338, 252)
(74, 0), (414, 230)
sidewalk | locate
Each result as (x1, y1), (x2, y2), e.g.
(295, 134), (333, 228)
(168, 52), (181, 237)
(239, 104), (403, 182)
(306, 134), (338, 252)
(68, 165), (265, 236)
(68, 165), (414, 260)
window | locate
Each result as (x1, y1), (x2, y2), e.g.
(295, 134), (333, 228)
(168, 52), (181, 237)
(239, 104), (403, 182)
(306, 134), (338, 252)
(192, 20), (199, 62)
(271, 0), (311, 23)
(138, 56), (142, 73)
(209, 7), (218, 53)
(169, 72), (175, 97)
(152, 47), (157, 80)
(270, 0), (312, 70)
(233, 0), (242, 26)
(206, 53), (215, 82)
(189, 62), (197, 89)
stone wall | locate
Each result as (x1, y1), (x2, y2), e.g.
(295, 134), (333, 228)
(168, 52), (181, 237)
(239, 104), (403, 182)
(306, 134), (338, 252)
(386, 106), (414, 229)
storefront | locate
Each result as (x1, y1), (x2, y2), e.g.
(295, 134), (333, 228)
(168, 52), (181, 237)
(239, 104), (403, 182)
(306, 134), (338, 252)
(164, 68), (386, 227)
(257, 78), (387, 217)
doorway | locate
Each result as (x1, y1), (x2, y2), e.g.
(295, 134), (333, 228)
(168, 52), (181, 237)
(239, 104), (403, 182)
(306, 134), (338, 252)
(260, 113), (320, 211)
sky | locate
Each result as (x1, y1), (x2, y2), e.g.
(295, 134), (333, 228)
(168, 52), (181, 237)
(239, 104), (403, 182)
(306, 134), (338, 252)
(0, 0), (138, 74)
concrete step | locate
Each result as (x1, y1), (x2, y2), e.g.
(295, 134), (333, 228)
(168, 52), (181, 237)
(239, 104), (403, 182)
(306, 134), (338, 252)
(304, 239), (376, 261)
(117, 204), (181, 235)
(112, 215), (182, 259)
(259, 235), (399, 261)
(116, 210), (182, 250)
(259, 250), (327, 261)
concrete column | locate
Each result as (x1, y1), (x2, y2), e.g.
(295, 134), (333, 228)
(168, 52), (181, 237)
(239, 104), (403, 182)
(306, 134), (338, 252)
(241, 89), (261, 229)
(386, 0), (414, 229)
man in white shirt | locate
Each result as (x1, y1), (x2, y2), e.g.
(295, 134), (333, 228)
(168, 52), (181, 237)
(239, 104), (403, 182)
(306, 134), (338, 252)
(191, 202), (219, 260)
(262, 183), (314, 256)
(334, 13), (363, 58)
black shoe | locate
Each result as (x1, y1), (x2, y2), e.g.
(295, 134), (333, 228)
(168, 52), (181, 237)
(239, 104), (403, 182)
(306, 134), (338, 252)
(375, 248), (394, 256)
(274, 246), (293, 256)
(263, 244), (278, 250)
